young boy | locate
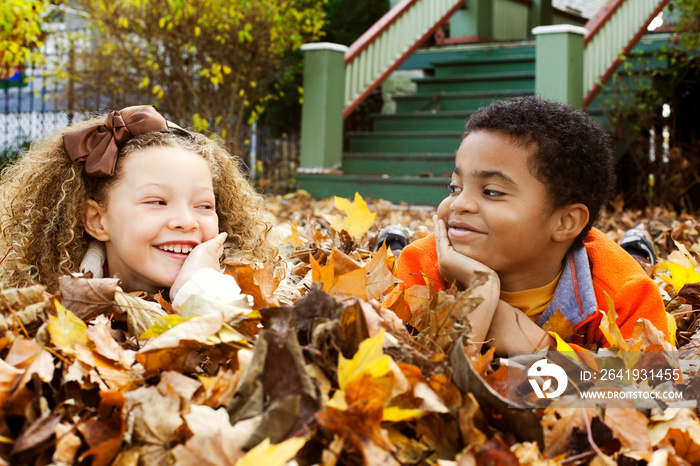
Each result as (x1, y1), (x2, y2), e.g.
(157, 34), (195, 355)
(393, 97), (670, 353)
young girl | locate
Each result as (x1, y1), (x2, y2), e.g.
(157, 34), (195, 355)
(0, 105), (276, 305)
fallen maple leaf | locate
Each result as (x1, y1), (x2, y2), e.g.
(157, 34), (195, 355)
(235, 436), (308, 466)
(364, 243), (399, 301)
(58, 274), (120, 322)
(171, 405), (258, 465)
(323, 192), (377, 240)
(47, 300), (90, 354)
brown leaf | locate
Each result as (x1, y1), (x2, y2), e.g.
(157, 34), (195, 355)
(10, 412), (60, 458)
(171, 406), (259, 465)
(602, 408), (650, 451)
(77, 391), (125, 466)
(541, 407), (594, 458)
(541, 309), (575, 342)
(123, 385), (183, 446)
(0, 359), (23, 417)
(459, 393), (488, 450)
(59, 274), (120, 321)
(87, 315), (136, 368)
(364, 243), (399, 300)
(53, 424), (82, 464)
(475, 435), (519, 466)
(113, 291), (167, 338)
(194, 367), (242, 408)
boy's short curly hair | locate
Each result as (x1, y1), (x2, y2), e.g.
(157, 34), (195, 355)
(464, 96), (615, 248)
(0, 115), (277, 291)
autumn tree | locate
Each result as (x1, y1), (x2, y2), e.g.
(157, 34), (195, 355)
(603, 0), (700, 211)
(0, 0), (47, 72)
(68, 0), (325, 155)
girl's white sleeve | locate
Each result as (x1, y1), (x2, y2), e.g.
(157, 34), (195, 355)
(171, 268), (244, 308)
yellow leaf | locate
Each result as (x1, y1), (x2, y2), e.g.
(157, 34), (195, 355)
(337, 329), (391, 389)
(194, 26), (201, 37)
(383, 406), (424, 422)
(667, 313), (677, 347)
(151, 84), (162, 95)
(48, 301), (90, 353)
(659, 260), (700, 293)
(598, 295), (629, 351)
(282, 221), (303, 249)
(235, 437), (307, 466)
(323, 192), (376, 240)
(141, 315), (191, 339)
(548, 331), (580, 361)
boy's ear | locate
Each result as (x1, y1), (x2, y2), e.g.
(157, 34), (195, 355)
(83, 199), (110, 242)
(552, 203), (589, 243)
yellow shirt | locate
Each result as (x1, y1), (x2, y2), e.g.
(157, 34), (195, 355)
(500, 268), (563, 322)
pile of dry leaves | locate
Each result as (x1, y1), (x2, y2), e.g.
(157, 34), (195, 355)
(1, 191), (700, 465)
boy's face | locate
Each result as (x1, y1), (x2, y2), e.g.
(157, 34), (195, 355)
(90, 146), (219, 293)
(437, 130), (565, 291)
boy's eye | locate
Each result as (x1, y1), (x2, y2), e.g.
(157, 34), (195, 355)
(447, 184), (462, 195)
(147, 199), (166, 205)
(483, 189), (504, 198)
(198, 203), (215, 210)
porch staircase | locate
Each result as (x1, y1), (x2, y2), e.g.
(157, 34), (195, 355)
(296, 42), (537, 205)
(297, 30), (676, 205)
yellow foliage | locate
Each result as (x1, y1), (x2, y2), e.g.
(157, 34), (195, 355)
(235, 437), (307, 466)
(47, 301), (90, 353)
(323, 192), (377, 240)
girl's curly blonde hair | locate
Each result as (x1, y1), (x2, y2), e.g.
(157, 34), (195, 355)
(0, 116), (277, 291)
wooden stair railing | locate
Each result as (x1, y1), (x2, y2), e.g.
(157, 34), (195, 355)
(343, 0), (466, 119)
(583, 0), (672, 108)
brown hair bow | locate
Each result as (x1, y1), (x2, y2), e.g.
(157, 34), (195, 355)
(63, 105), (169, 178)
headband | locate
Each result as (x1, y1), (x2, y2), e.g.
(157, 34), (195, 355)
(63, 105), (178, 178)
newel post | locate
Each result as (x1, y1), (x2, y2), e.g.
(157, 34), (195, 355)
(299, 43), (348, 170)
(533, 25), (586, 109)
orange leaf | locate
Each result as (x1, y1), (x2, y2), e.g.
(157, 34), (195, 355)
(310, 252), (334, 292)
(231, 265), (268, 310)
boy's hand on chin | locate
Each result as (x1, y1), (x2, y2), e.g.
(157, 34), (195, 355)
(169, 232), (227, 301)
(433, 215), (497, 290)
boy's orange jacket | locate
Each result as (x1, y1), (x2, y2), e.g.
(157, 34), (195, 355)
(391, 227), (669, 348)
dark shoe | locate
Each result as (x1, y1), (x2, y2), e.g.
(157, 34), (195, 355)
(375, 225), (409, 253)
(620, 228), (657, 265)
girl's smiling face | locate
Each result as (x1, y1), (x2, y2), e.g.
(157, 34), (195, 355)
(84, 146), (219, 293)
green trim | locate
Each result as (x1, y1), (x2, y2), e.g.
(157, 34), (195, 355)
(534, 26), (584, 108)
(300, 44), (347, 169)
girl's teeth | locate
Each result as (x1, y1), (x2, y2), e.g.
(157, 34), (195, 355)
(159, 245), (192, 254)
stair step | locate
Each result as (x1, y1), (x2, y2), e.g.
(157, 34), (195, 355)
(343, 152), (454, 176)
(415, 71), (535, 94)
(296, 173), (450, 206)
(372, 111), (472, 131)
(394, 89), (533, 112)
(347, 131), (462, 152)
(400, 42), (535, 71)
(433, 54), (534, 77)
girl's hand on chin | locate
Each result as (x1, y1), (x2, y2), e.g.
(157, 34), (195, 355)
(169, 232), (227, 301)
